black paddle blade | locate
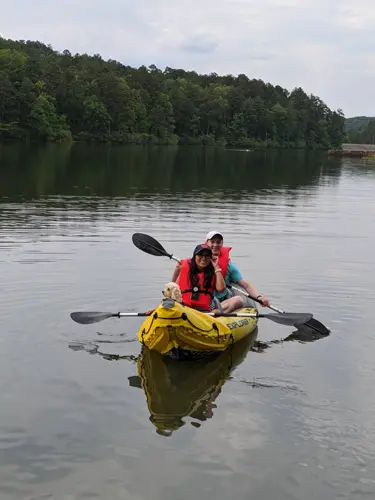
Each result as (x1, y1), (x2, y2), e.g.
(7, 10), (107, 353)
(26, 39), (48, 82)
(264, 312), (313, 327)
(70, 311), (116, 325)
(132, 233), (171, 258)
(300, 317), (330, 335)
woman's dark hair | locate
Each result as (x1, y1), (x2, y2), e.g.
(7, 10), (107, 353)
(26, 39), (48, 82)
(189, 255), (215, 291)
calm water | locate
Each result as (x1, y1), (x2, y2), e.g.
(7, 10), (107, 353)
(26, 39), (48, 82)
(1, 143), (375, 500)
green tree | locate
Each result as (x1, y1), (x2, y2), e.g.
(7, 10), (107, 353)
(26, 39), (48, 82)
(149, 92), (175, 140)
(0, 35), (345, 147)
(28, 93), (70, 141)
(82, 95), (111, 140)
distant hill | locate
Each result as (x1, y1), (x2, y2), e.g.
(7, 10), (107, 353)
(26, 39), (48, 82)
(345, 116), (375, 132)
(346, 120), (375, 144)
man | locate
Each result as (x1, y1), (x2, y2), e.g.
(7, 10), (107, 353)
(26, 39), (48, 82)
(171, 231), (269, 313)
(204, 230), (270, 312)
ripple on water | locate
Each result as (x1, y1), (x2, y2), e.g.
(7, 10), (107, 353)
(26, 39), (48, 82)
(1, 149), (375, 499)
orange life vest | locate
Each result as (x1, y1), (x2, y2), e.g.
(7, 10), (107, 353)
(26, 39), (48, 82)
(177, 259), (214, 311)
(218, 247), (232, 278)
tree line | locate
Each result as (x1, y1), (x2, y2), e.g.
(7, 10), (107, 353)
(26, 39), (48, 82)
(345, 120), (375, 144)
(345, 116), (374, 133)
(0, 36), (345, 148)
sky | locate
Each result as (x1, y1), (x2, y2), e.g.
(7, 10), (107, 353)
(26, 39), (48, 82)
(2, 0), (375, 117)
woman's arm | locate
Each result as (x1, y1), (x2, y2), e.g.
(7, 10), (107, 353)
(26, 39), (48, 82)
(171, 262), (181, 283)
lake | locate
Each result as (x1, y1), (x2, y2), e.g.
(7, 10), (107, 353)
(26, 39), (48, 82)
(1, 143), (375, 500)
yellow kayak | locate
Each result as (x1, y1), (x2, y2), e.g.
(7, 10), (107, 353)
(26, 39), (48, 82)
(137, 297), (258, 357)
(136, 332), (257, 435)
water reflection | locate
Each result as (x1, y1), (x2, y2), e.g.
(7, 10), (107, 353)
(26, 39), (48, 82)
(251, 325), (331, 353)
(68, 331), (258, 435)
(132, 325), (326, 436)
(68, 323), (329, 437)
(131, 332), (258, 436)
(68, 338), (139, 363)
(0, 143), (346, 240)
(0, 143), (343, 201)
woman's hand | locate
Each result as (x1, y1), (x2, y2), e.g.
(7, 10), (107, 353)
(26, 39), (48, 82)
(211, 255), (220, 270)
(212, 256), (225, 293)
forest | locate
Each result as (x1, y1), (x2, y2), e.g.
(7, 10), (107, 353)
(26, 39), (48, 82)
(345, 120), (375, 144)
(0, 36), (345, 148)
(345, 116), (374, 133)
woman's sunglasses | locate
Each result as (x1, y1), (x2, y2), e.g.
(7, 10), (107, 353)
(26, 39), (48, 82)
(197, 253), (211, 258)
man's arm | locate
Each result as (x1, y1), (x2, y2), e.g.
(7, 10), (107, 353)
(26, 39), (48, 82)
(237, 278), (260, 299)
(237, 278), (270, 307)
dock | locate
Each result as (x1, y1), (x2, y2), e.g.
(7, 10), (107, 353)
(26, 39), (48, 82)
(328, 144), (375, 157)
(328, 149), (375, 157)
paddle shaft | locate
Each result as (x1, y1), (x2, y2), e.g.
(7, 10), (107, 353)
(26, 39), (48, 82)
(169, 254), (181, 265)
(82, 312), (153, 318)
(228, 284), (284, 313)
(110, 312), (266, 318)
(154, 311), (309, 322)
(210, 312), (264, 318)
(118, 312), (150, 317)
(118, 311), (260, 319)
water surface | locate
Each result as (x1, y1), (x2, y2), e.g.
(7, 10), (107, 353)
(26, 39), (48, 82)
(1, 143), (375, 499)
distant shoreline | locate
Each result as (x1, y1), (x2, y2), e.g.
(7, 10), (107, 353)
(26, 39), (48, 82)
(0, 138), (336, 151)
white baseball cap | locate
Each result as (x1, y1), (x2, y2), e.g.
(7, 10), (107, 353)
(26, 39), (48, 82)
(206, 230), (223, 240)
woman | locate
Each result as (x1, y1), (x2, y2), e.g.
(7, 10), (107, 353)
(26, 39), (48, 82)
(177, 244), (225, 311)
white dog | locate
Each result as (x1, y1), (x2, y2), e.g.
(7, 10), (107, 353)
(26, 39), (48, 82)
(162, 282), (183, 303)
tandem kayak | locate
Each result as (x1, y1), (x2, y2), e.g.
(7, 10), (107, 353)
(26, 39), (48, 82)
(137, 284), (258, 358)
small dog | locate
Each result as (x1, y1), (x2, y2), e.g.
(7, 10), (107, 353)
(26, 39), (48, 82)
(162, 282), (183, 303)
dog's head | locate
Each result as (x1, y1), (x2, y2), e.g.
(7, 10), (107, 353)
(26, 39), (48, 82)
(162, 282), (182, 303)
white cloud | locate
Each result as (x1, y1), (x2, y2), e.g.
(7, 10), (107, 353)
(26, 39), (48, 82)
(2, 0), (375, 116)
(338, 0), (375, 29)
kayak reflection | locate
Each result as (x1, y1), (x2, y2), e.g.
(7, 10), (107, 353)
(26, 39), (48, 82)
(129, 329), (258, 436)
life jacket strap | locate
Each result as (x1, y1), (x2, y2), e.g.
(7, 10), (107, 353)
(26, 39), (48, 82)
(181, 287), (213, 298)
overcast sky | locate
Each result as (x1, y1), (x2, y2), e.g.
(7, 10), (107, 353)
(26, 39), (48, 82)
(2, 0), (375, 117)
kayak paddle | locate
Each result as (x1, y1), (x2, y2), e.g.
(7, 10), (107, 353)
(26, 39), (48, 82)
(70, 309), (312, 327)
(70, 311), (150, 325)
(132, 232), (330, 335)
(132, 232), (181, 263)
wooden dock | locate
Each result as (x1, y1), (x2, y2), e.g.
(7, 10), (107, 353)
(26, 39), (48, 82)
(328, 149), (375, 158)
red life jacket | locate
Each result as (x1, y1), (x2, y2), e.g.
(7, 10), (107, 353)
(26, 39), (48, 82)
(177, 259), (214, 311)
(218, 247), (232, 278)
